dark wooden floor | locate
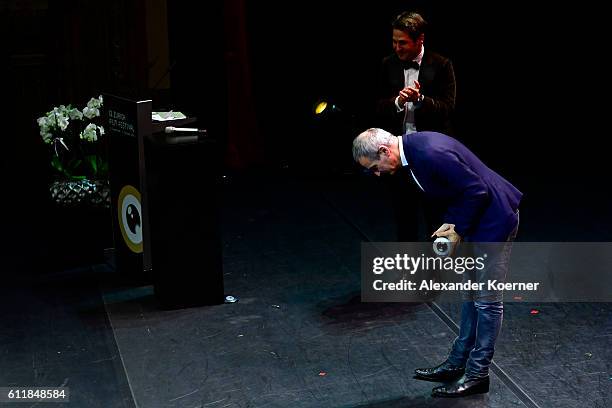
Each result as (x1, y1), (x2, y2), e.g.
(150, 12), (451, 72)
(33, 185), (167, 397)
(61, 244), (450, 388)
(1, 171), (611, 407)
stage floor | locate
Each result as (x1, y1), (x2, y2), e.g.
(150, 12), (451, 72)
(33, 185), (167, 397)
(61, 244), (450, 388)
(2, 172), (610, 407)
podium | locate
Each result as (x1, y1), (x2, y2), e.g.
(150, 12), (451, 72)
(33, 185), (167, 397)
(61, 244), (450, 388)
(105, 94), (224, 308)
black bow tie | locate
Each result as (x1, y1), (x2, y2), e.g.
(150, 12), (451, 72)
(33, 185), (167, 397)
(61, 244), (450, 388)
(401, 60), (420, 70)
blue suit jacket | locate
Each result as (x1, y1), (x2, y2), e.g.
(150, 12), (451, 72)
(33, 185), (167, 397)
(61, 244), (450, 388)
(401, 132), (522, 242)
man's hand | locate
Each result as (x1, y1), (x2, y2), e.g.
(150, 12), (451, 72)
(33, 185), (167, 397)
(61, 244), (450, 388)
(432, 223), (462, 243)
(398, 80), (422, 104)
(432, 223), (462, 257)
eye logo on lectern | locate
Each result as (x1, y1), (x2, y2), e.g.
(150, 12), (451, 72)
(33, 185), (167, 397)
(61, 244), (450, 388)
(125, 204), (141, 234)
(117, 185), (143, 253)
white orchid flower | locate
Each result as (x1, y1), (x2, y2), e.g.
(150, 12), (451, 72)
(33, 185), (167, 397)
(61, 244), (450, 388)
(80, 123), (98, 142)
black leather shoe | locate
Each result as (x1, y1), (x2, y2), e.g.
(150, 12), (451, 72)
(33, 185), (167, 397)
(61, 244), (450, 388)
(414, 361), (465, 381)
(432, 374), (489, 397)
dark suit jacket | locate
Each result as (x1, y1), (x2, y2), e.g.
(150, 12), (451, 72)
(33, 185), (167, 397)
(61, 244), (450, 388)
(377, 50), (456, 136)
(400, 132), (522, 242)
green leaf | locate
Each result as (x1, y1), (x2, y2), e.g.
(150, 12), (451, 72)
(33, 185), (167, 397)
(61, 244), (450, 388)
(51, 156), (69, 177)
(98, 159), (109, 175)
(86, 154), (97, 174)
(51, 155), (64, 172)
(63, 159), (82, 178)
(68, 158), (82, 170)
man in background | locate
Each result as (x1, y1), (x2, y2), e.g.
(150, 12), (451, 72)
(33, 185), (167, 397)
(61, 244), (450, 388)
(376, 11), (456, 136)
(375, 11), (456, 242)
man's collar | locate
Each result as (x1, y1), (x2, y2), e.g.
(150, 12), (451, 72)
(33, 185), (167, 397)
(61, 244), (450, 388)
(400, 46), (424, 70)
(414, 45), (424, 65)
(397, 135), (408, 167)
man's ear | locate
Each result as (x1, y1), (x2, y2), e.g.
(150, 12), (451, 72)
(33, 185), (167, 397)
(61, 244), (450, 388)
(418, 33), (424, 45)
(378, 145), (390, 156)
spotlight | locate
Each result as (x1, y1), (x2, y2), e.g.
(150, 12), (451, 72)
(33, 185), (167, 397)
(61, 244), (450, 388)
(309, 97), (355, 174)
(313, 99), (341, 116)
(314, 101), (328, 115)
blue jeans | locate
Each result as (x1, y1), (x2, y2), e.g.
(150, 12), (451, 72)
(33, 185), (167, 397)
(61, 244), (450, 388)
(446, 217), (519, 378)
(446, 300), (504, 378)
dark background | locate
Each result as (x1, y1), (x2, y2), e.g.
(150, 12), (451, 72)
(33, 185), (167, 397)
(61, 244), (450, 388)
(2, 4), (610, 406)
(3, 0), (609, 275)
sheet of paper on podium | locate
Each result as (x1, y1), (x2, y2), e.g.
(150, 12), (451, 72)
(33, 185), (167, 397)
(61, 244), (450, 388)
(152, 111), (187, 121)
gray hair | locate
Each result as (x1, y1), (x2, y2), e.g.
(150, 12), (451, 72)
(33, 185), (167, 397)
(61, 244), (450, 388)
(352, 128), (397, 162)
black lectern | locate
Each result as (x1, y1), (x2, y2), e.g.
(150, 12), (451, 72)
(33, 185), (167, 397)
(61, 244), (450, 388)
(106, 94), (224, 308)
(145, 125), (224, 309)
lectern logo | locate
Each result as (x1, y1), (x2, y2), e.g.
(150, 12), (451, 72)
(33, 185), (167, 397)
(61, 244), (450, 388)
(117, 185), (143, 253)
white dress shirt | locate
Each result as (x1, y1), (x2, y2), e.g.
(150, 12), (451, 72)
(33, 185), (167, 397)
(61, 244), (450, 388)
(394, 46), (424, 134)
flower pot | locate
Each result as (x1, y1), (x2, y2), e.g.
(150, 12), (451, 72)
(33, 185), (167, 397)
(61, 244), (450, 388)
(49, 179), (110, 209)
(44, 179), (113, 271)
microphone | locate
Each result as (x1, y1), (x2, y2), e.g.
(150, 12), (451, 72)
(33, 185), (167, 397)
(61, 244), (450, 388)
(163, 126), (208, 144)
(165, 126), (207, 134)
